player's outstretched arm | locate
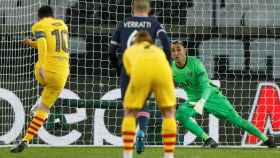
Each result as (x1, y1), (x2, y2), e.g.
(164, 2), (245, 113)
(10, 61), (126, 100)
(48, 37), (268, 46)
(22, 38), (37, 48)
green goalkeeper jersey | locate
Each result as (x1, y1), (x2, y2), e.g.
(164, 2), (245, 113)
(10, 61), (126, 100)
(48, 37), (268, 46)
(172, 56), (217, 102)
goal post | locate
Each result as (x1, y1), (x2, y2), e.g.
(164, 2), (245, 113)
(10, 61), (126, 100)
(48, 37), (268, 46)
(0, 0), (279, 146)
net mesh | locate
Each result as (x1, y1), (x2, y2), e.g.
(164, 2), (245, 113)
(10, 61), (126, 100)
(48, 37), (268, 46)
(0, 0), (279, 146)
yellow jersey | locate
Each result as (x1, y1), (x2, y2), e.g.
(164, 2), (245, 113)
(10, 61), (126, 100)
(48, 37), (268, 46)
(123, 41), (170, 76)
(32, 17), (69, 72)
(122, 41), (175, 108)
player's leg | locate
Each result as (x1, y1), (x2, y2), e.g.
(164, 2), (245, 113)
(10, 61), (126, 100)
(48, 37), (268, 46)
(120, 71), (136, 158)
(135, 105), (150, 154)
(161, 107), (177, 158)
(176, 102), (208, 140)
(29, 68), (46, 114)
(11, 71), (68, 153)
(137, 106), (150, 134)
(122, 78), (150, 158)
(122, 109), (137, 158)
(176, 102), (218, 148)
(154, 74), (177, 158)
(225, 109), (275, 147)
(120, 69), (149, 154)
(206, 92), (275, 147)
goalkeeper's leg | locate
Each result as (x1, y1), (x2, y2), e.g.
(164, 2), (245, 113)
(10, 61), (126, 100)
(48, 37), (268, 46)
(206, 94), (275, 148)
(225, 109), (275, 147)
(176, 103), (218, 148)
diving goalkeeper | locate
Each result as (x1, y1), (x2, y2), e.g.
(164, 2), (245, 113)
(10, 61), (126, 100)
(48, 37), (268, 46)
(172, 40), (276, 148)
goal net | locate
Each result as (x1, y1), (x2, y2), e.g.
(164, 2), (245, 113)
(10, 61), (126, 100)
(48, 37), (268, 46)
(0, 0), (279, 146)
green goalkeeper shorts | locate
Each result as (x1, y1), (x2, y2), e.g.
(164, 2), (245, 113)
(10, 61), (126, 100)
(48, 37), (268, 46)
(176, 90), (237, 121)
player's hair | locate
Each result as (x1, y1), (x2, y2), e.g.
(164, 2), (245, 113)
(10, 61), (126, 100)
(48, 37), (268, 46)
(133, 0), (150, 12)
(134, 31), (154, 44)
(38, 5), (54, 19)
(172, 40), (188, 48)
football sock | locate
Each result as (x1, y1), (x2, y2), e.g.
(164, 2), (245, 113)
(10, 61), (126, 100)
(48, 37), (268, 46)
(23, 110), (48, 142)
(162, 117), (176, 158)
(122, 116), (136, 158)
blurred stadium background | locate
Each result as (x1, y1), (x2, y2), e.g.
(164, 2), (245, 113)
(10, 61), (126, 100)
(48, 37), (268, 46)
(0, 0), (279, 155)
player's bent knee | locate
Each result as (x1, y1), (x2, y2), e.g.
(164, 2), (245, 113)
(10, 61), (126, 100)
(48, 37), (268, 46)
(160, 107), (175, 118)
(124, 108), (139, 117)
(176, 105), (193, 120)
(176, 110), (190, 123)
(41, 87), (63, 109)
(36, 103), (51, 113)
(175, 111), (184, 122)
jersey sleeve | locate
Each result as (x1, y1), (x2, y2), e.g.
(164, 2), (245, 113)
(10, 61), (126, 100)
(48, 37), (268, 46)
(154, 21), (166, 37)
(32, 23), (48, 67)
(110, 22), (123, 46)
(154, 21), (171, 63)
(32, 23), (46, 39)
(195, 59), (212, 101)
(109, 22), (123, 74)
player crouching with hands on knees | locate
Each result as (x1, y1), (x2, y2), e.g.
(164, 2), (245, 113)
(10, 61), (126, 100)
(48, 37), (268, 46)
(121, 31), (177, 158)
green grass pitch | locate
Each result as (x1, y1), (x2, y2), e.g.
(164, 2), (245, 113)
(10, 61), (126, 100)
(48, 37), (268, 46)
(0, 147), (279, 158)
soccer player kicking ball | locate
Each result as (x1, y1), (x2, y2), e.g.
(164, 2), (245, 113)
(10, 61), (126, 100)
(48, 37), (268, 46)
(122, 31), (176, 158)
(171, 40), (276, 148)
(11, 6), (70, 153)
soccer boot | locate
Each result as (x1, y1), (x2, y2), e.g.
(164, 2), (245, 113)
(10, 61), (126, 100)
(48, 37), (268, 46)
(10, 140), (28, 153)
(203, 137), (218, 148)
(135, 130), (145, 154)
(262, 137), (277, 148)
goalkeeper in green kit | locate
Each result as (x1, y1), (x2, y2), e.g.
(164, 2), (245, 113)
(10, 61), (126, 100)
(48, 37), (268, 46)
(171, 40), (276, 148)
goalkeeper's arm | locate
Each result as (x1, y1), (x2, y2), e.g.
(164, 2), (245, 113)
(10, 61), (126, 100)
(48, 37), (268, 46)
(193, 60), (213, 114)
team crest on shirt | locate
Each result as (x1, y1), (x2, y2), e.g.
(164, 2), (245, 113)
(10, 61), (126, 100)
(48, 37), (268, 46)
(187, 71), (192, 77)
